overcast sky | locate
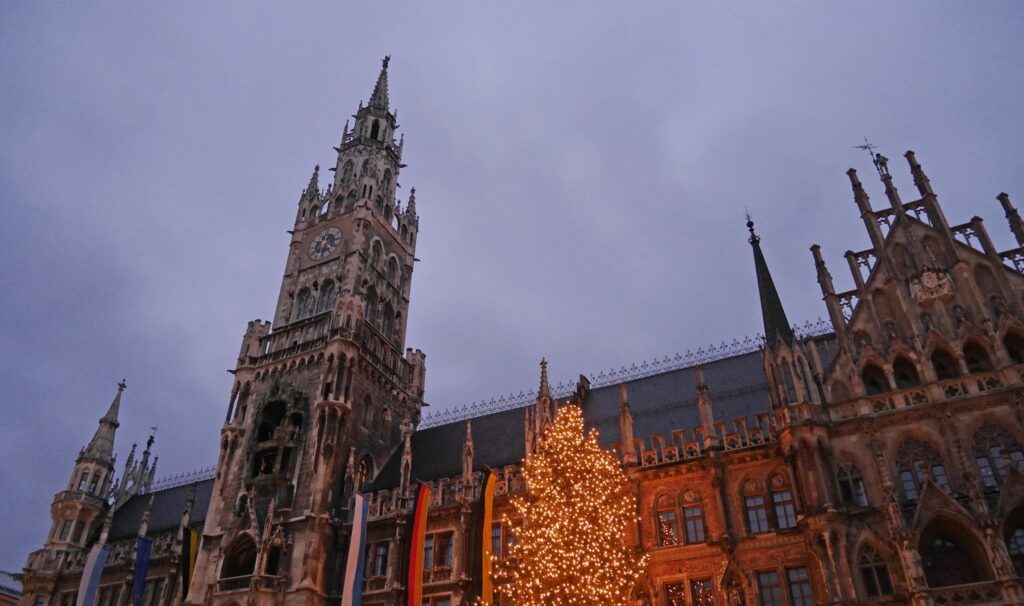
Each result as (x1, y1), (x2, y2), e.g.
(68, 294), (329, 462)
(2, 2), (1023, 572)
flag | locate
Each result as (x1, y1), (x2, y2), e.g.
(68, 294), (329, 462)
(341, 493), (369, 606)
(131, 538), (153, 606)
(406, 483), (431, 606)
(75, 544), (109, 606)
(479, 471), (497, 605)
(179, 528), (199, 599)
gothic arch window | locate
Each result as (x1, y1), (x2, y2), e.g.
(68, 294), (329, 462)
(837, 464), (868, 507)
(892, 356), (921, 388)
(346, 191), (357, 211)
(364, 289), (378, 326)
(862, 363), (888, 395)
(781, 361), (798, 403)
(235, 494), (248, 517)
(370, 119), (380, 140)
(973, 423), (1024, 488)
(1004, 332), (1024, 365)
(963, 341), (994, 373)
(375, 196), (384, 213)
(895, 438), (950, 501)
(930, 348), (960, 380)
(741, 479), (770, 534)
(1005, 506), (1024, 576)
(341, 161), (354, 182)
(858, 544), (894, 598)
(361, 159), (372, 176)
(316, 280), (336, 314)
(385, 257), (398, 284)
(88, 472), (100, 494)
(382, 169), (392, 192)
(769, 473), (797, 529)
(919, 520), (990, 587)
(310, 204), (319, 219)
(654, 493), (679, 546)
(294, 288), (313, 321)
(381, 302), (395, 338)
(362, 395), (373, 426)
(220, 534), (257, 579)
(357, 455), (373, 489)
(369, 241), (382, 268)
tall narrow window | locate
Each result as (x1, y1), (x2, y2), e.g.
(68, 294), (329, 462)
(59, 520), (72, 540)
(859, 545), (893, 597)
(1006, 527), (1024, 576)
(373, 543), (388, 577)
(655, 494), (679, 546)
(837, 465), (868, 507)
(689, 579), (713, 604)
(745, 495), (769, 534)
(77, 472), (89, 491)
(294, 288), (313, 320)
(896, 438), (950, 501)
(683, 504), (705, 543)
(773, 489), (797, 529)
(317, 280), (336, 314)
(664, 583), (686, 606)
(757, 571), (784, 606)
(786, 568), (814, 606)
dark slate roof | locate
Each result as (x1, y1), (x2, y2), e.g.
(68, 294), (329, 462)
(368, 406), (526, 491)
(0, 571), (21, 599)
(108, 479), (214, 541)
(368, 347), (779, 491)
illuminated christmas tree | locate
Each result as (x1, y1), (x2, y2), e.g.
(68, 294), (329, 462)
(494, 404), (647, 606)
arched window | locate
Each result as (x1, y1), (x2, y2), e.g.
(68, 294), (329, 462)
(294, 288), (313, 321)
(930, 349), (960, 380)
(862, 363), (888, 395)
(964, 342), (993, 373)
(920, 521), (989, 587)
(346, 191), (357, 211)
(781, 362), (798, 403)
(1005, 332), (1024, 365)
(220, 535), (257, 579)
(316, 280), (336, 314)
(357, 455), (373, 489)
(837, 464), (868, 507)
(892, 356), (920, 388)
(88, 472), (100, 494)
(341, 161), (354, 182)
(769, 473), (797, 529)
(382, 169), (392, 192)
(370, 119), (380, 140)
(654, 494), (679, 546)
(374, 196), (384, 213)
(1005, 506), (1024, 577)
(385, 258), (398, 284)
(973, 423), (1024, 488)
(742, 479), (769, 534)
(858, 544), (893, 597)
(896, 438), (950, 501)
(680, 491), (705, 543)
(364, 290), (378, 326)
(361, 159), (372, 176)
(381, 302), (395, 338)
(369, 241), (382, 268)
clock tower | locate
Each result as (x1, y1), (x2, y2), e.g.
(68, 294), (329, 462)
(185, 56), (426, 606)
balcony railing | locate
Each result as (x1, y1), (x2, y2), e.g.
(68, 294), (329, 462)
(927, 580), (1005, 605)
(423, 566), (452, 584)
(828, 369), (1013, 423)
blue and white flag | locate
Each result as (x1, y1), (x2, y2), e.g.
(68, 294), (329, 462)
(341, 493), (369, 606)
(131, 538), (153, 606)
(75, 544), (109, 606)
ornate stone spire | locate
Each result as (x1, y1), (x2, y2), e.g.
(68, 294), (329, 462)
(369, 55), (390, 111)
(304, 164), (319, 198)
(538, 357), (551, 399)
(84, 380), (126, 463)
(405, 186), (417, 217)
(998, 193), (1024, 247)
(747, 217), (793, 351)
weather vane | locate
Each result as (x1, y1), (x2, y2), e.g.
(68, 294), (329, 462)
(854, 137), (889, 178)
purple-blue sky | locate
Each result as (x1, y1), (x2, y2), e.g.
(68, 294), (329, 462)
(2, 2), (1023, 572)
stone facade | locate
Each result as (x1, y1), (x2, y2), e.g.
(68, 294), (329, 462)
(17, 58), (1024, 606)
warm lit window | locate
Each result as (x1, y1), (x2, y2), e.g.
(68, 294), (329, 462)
(689, 579), (713, 604)
(858, 545), (893, 597)
(683, 504), (705, 543)
(657, 509), (679, 546)
(757, 571), (784, 606)
(664, 582), (686, 606)
(786, 568), (814, 606)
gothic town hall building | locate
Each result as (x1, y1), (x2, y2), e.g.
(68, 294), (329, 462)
(17, 58), (1024, 606)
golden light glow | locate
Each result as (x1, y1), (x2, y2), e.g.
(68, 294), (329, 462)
(489, 404), (647, 606)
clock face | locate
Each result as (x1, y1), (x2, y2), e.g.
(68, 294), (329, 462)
(309, 228), (342, 260)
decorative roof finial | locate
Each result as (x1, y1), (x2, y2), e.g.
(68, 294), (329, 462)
(118, 379), (127, 392)
(745, 211), (759, 244)
(369, 55), (391, 111)
(539, 357), (551, 398)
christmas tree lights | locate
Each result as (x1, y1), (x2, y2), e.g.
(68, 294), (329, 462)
(492, 404), (647, 605)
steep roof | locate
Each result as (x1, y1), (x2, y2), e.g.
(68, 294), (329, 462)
(368, 345), (787, 491)
(108, 478), (214, 541)
(0, 571), (21, 599)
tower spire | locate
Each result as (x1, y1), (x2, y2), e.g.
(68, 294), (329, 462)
(747, 216), (794, 351)
(84, 380), (126, 462)
(369, 55), (391, 111)
(538, 357), (551, 398)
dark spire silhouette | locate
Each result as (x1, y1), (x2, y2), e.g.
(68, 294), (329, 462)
(369, 55), (390, 111)
(747, 216), (794, 351)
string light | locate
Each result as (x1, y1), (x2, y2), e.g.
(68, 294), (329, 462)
(487, 404), (647, 606)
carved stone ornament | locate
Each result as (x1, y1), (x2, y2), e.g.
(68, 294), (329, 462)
(910, 270), (954, 303)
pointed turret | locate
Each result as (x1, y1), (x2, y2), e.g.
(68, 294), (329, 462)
(84, 380), (126, 463)
(538, 357), (551, 399)
(304, 164), (319, 199)
(369, 55), (390, 111)
(747, 217), (794, 351)
(998, 193), (1024, 247)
